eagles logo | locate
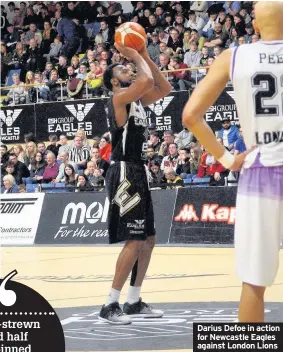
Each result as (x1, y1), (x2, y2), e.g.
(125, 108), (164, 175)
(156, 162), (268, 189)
(147, 96), (174, 116)
(0, 109), (22, 127)
(65, 103), (95, 122)
(226, 90), (235, 101)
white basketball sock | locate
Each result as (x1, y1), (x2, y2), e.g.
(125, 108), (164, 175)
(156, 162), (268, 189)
(126, 286), (141, 304)
(105, 288), (121, 306)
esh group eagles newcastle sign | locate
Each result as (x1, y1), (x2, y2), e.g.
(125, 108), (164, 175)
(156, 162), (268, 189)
(204, 88), (239, 131)
(0, 99), (109, 143)
(0, 104), (35, 142)
(1, 89), (237, 143)
(144, 91), (188, 132)
(35, 99), (109, 141)
(144, 88), (238, 133)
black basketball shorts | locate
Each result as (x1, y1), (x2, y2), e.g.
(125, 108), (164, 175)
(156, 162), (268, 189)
(105, 161), (156, 244)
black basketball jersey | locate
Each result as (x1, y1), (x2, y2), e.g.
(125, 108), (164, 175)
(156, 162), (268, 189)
(107, 97), (148, 163)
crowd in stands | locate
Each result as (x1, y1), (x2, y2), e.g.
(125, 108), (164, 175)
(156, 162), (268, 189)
(1, 129), (111, 193)
(0, 119), (246, 193)
(1, 1), (254, 192)
(1, 1), (259, 104)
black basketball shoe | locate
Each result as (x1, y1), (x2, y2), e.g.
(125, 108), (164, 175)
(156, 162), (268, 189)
(98, 302), (132, 325)
(123, 298), (164, 318)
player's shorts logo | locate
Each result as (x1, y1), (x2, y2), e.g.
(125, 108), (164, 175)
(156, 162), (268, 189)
(113, 162), (141, 217)
(127, 220), (145, 229)
(113, 179), (141, 217)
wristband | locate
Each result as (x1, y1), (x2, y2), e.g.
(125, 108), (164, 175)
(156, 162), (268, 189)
(218, 150), (235, 169)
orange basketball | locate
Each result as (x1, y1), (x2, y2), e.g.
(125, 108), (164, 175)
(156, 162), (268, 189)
(115, 22), (147, 52)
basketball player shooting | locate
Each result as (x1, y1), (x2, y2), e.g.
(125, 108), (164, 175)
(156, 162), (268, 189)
(98, 25), (171, 324)
(182, 1), (283, 323)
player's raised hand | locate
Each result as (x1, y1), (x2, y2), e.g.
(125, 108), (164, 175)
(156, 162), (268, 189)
(114, 42), (139, 60)
(138, 45), (150, 60)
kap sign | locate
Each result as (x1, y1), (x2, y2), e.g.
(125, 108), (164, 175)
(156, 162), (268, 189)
(174, 204), (236, 224)
(170, 187), (237, 244)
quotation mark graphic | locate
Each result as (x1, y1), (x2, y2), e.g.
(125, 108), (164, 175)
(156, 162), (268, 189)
(0, 270), (17, 307)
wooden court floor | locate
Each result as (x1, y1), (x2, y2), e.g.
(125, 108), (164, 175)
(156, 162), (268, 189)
(1, 247), (283, 352)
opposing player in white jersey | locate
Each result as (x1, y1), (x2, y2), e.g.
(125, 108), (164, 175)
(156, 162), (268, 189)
(182, 1), (283, 322)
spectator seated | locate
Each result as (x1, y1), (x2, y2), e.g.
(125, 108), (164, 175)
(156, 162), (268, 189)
(1, 174), (19, 193)
(3, 73), (27, 105)
(6, 69), (21, 86)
